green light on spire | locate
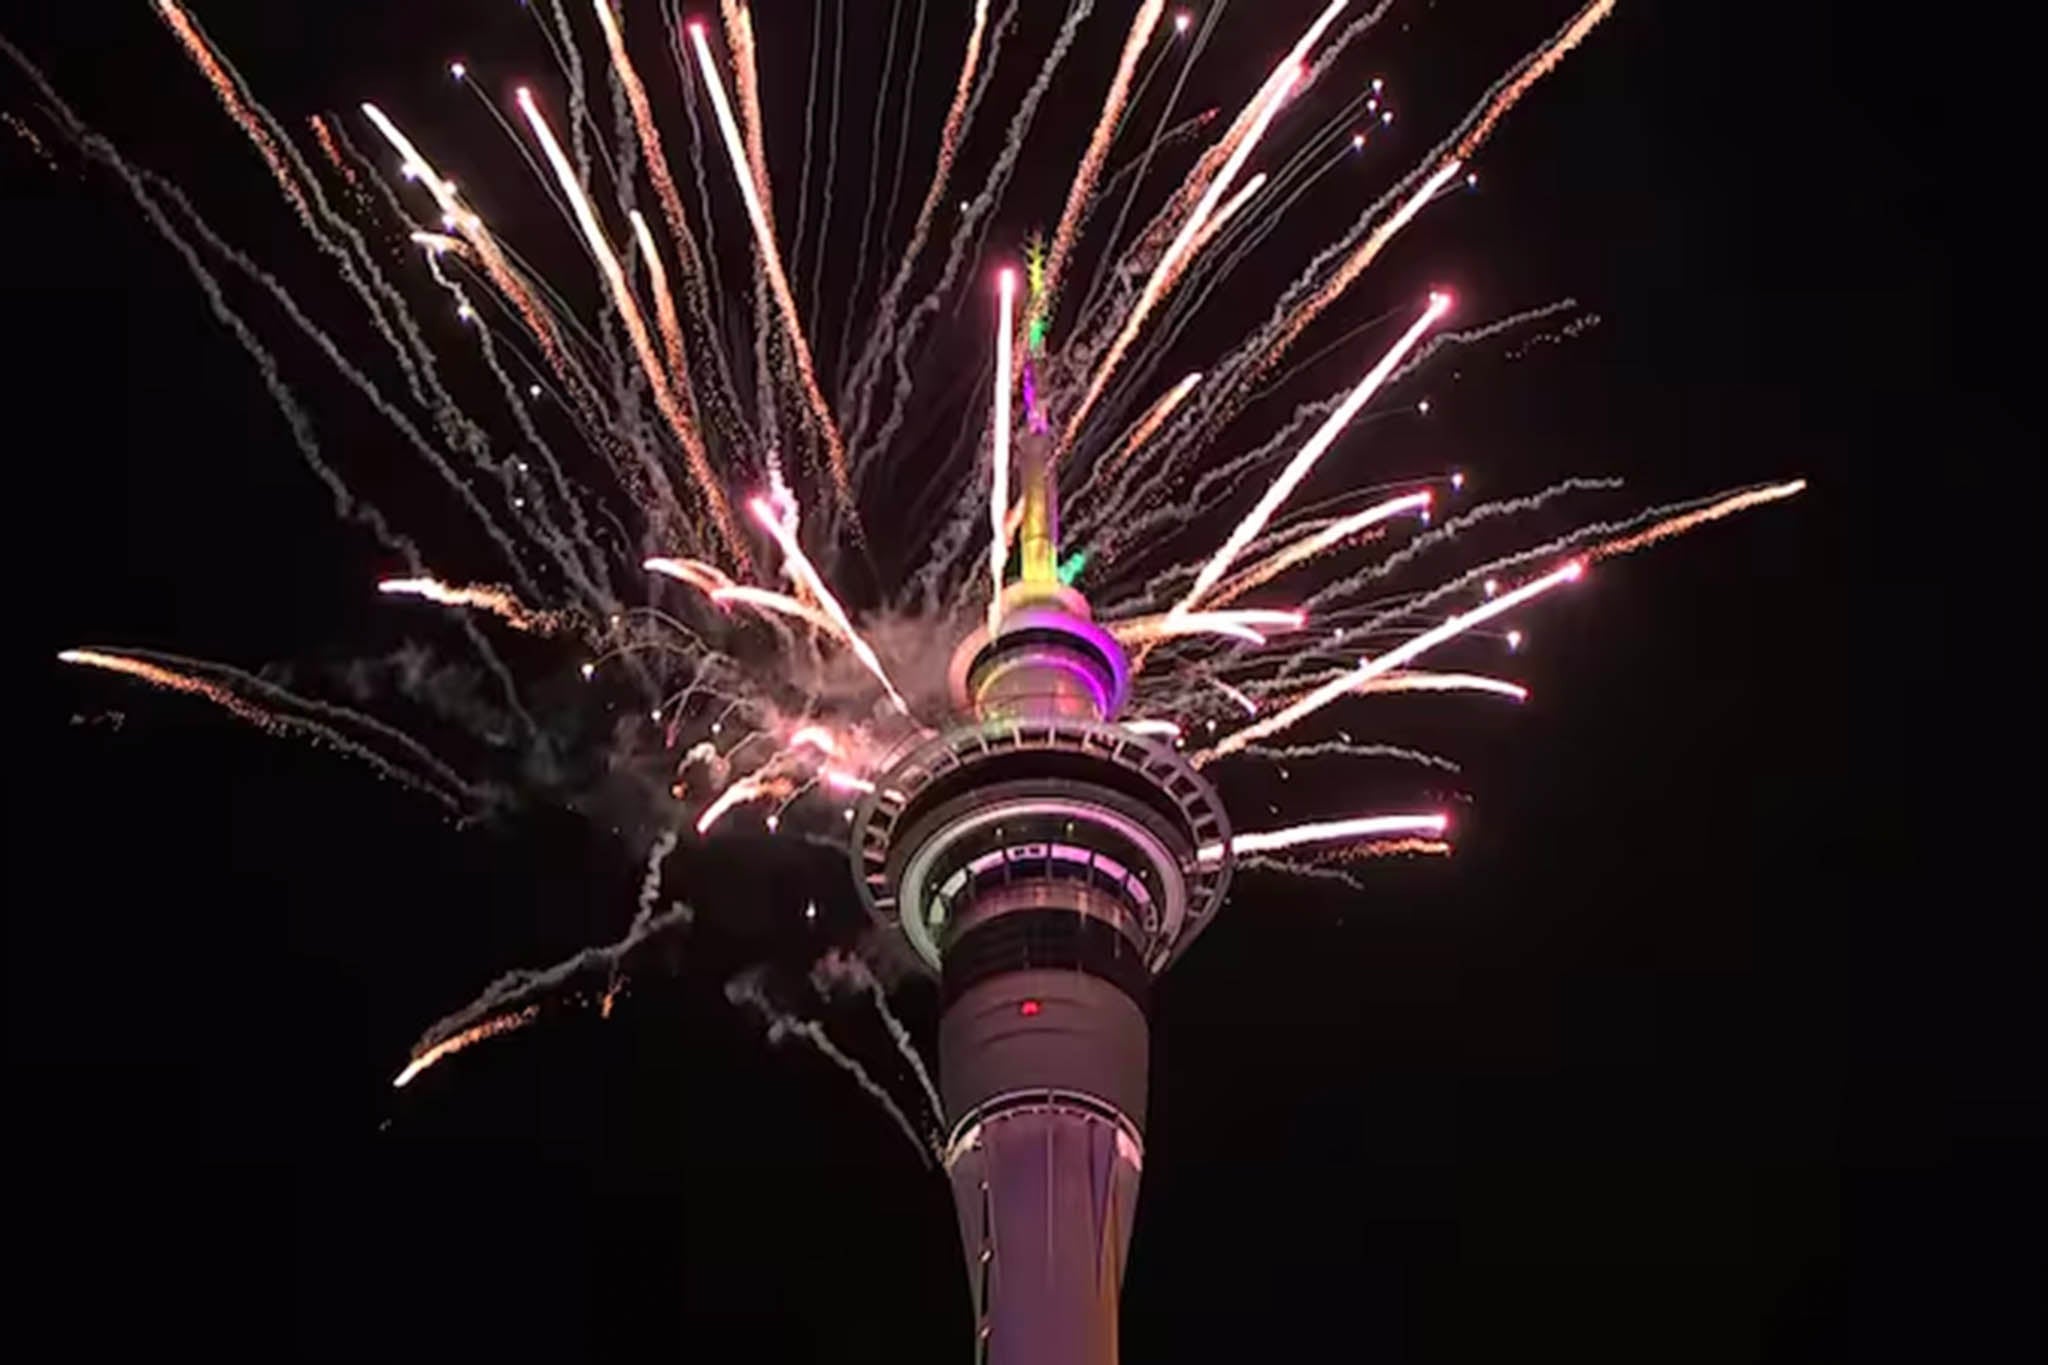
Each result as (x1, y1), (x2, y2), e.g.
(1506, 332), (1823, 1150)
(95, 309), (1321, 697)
(1056, 549), (1087, 586)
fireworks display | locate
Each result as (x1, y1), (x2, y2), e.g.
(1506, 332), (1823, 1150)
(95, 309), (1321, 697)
(12, 0), (1805, 1099)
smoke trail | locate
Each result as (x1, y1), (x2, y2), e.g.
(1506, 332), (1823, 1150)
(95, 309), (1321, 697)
(636, 829), (681, 929)
(788, 10), (826, 320)
(378, 577), (570, 634)
(806, 0), (845, 334)
(1072, 0), (1220, 327)
(1191, 0), (1615, 432)
(1587, 480), (1807, 559)
(809, 948), (943, 1123)
(1086, 370), (1201, 487)
(835, 0), (907, 385)
(393, 1006), (542, 1088)
(1080, 304), (1583, 557)
(1171, 294), (1450, 616)
(141, 167), (554, 622)
(516, 87), (752, 571)
(1295, 477), (1629, 621)
(1201, 811), (1448, 862)
(875, 0), (930, 307)
(1234, 740), (1461, 771)
(1208, 494), (1427, 606)
(726, 972), (937, 1165)
(857, 0), (1095, 470)
(60, 649), (471, 810)
(1059, 61), (1298, 448)
(844, 0), (991, 409)
(396, 901), (697, 1086)
(1035, 0), (1166, 341)
(688, 21), (859, 526)
(1201, 561), (1585, 760)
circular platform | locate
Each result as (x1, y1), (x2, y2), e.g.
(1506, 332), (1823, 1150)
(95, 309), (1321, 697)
(850, 718), (1233, 974)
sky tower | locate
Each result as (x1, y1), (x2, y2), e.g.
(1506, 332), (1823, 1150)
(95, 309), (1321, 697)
(852, 427), (1234, 1363)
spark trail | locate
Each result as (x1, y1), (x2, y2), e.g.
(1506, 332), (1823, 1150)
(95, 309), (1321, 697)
(727, 972), (936, 1165)
(515, 86), (749, 570)
(746, 497), (911, 713)
(377, 577), (567, 633)
(58, 648), (470, 809)
(1172, 292), (1452, 616)
(687, 19), (855, 524)
(18, 0), (1810, 1108)
(1034, 0), (1166, 340)
(1201, 561), (1586, 761)
(1200, 811), (1450, 862)
(809, 948), (944, 1123)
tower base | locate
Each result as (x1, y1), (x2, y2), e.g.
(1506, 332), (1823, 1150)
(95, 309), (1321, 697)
(945, 1097), (1144, 1365)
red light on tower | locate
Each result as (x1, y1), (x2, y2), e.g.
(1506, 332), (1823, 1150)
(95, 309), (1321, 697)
(1019, 999), (1042, 1017)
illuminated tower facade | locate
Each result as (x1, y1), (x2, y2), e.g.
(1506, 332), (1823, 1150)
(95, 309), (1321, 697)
(851, 432), (1234, 1363)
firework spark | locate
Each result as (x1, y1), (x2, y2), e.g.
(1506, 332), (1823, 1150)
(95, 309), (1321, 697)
(393, 1005), (541, 1087)
(21, 1), (1806, 1106)
(687, 19), (854, 521)
(1199, 811), (1449, 862)
(377, 577), (565, 633)
(1202, 561), (1585, 761)
(1173, 292), (1451, 617)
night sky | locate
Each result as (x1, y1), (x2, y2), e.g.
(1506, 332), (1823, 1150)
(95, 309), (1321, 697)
(4, 2), (2027, 1362)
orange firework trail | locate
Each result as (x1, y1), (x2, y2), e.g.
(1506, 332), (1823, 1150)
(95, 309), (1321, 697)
(719, 1), (773, 210)
(1252, 159), (1465, 382)
(1212, 493), (1428, 605)
(1241, 0), (1615, 388)
(1093, 371), (1202, 486)
(710, 585), (838, 635)
(1356, 672), (1529, 702)
(1064, 62), (1301, 447)
(1339, 837), (1453, 861)
(359, 103), (570, 386)
(591, 0), (692, 255)
(1199, 811), (1449, 862)
(392, 1005), (540, 1088)
(643, 556), (732, 594)
(305, 113), (353, 185)
(627, 208), (692, 398)
(696, 776), (777, 834)
(1455, 0), (1617, 160)
(1174, 293), (1452, 617)
(376, 577), (566, 633)
(899, 0), (990, 289)
(1587, 480), (1808, 560)
(154, 2), (311, 223)
(58, 648), (469, 809)
(1036, 0), (1167, 336)
(746, 497), (910, 713)
(1202, 561), (1586, 761)
(1112, 609), (1306, 648)
(688, 20), (855, 523)
(515, 87), (749, 572)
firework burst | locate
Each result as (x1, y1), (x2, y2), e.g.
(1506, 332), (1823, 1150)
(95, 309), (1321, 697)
(9, 0), (1802, 1106)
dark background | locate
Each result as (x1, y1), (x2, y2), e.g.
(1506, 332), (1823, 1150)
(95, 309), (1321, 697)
(4, 1), (2030, 1361)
